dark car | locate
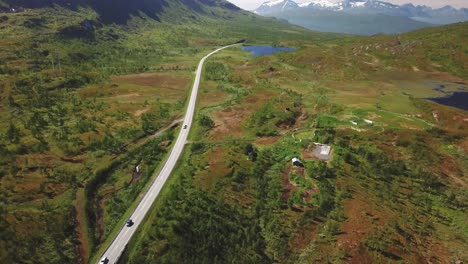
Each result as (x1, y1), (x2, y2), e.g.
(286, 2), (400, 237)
(100, 257), (109, 264)
(183, 125), (188, 129)
(126, 219), (134, 227)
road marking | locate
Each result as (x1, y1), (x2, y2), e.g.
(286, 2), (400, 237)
(97, 44), (241, 264)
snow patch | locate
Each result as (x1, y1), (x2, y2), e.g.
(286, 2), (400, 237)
(351, 1), (366, 8)
(264, 0), (287, 7)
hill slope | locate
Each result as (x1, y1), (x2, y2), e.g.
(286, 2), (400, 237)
(0, 1), (335, 264)
(1, 0), (241, 23)
(121, 21), (468, 263)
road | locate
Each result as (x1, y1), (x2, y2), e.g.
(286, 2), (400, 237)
(97, 44), (240, 264)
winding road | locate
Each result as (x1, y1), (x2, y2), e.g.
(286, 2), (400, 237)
(97, 44), (240, 264)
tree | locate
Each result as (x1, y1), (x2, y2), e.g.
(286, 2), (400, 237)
(141, 113), (156, 134)
(6, 122), (20, 143)
(199, 115), (215, 128)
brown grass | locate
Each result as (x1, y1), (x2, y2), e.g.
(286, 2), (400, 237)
(193, 147), (230, 191)
(112, 72), (189, 88)
(133, 106), (151, 117)
(337, 194), (383, 263)
(253, 136), (282, 146)
(210, 90), (275, 140)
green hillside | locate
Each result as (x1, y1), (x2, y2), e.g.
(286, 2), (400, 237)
(122, 22), (468, 263)
(0, 1), (467, 264)
(0, 2), (335, 263)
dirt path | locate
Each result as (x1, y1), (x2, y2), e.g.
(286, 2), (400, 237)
(134, 106), (151, 117)
(122, 118), (183, 152)
(378, 109), (434, 127)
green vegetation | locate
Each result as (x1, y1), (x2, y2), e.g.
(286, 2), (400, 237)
(0, 0), (467, 263)
(124, 22), (467, 263)
(0, 0), (340, 263)
(249, 91), (303, 136)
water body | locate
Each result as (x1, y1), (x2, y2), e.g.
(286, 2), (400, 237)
(242, 45), (296, 57)
(427, 92), (468, 111)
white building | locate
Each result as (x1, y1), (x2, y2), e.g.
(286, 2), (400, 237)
(292, 157), (303, 167)
(363, 119), (374, 126)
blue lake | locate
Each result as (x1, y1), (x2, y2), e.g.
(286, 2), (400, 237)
(242, 45), (296, 57)
(427, 92), (468, 111)
(423, 81), (468, 111)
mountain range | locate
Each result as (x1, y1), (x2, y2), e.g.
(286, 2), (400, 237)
(255, 0), (468, 35)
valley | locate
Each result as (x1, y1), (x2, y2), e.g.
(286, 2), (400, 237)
(254, 0), (468, 35)
(0, 1), (466, 264)
(119, 25), (467, 263)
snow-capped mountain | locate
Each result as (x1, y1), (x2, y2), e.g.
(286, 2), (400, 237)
(299, 0), (345, 11)
(255, 0), (298, 14)
(254, 0), (468, 25)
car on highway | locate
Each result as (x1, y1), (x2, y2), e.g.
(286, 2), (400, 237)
(100, 257), (109, 264)
(183, 125), (188, 129)
(126, 219), (134, 227)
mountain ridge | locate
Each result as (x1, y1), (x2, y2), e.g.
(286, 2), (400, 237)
(256, 0), (468, 25)
(1, 0), (241, 23)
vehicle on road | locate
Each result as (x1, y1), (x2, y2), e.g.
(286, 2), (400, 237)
(96, 44), (239, 263)
(126, 219), (134, 227)
(100, 257), (109, 264)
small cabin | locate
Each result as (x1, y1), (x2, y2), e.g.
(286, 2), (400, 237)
(292, 157), (304, 167)
(363, 119), (374, 126)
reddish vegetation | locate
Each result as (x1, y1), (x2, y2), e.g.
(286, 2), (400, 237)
(111, 93), (141, 99)
(459, 138), (468, 153)
(302, 188), (318, 204)
(337, 194), (386, 263)
(440, 157), (467, 187)
(193, 147), (230, 191)
(281, 169), (297, 203)
(289, 221), (320, 250)
(211, 106), (245, 139)
(112, 72), (189, 88)
(75, 188), (89, 264)
(96, 189), (116, 241)
(210, 91), (274, 140)
(254, 136), (281, 145)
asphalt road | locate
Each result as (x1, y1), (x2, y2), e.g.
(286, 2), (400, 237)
(97, 44), (240, 264)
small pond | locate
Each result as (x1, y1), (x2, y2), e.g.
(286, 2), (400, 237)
(423, 81), (468, 111)
(242, 45), (296, 57)
(427, 92), (468, 111)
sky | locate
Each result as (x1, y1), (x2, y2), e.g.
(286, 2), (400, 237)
(227, 0), (468, 11)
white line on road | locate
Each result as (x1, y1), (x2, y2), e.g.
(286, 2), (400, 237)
(97, 43), (241, 264)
